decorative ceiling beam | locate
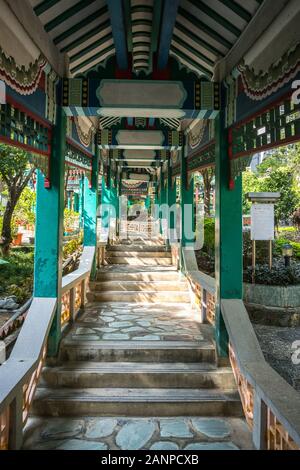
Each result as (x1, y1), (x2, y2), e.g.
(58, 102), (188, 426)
(170, 46), (213, 78)
(151, 0), (162, 53)
(70, 44), (115, 74)
(53, 6), (108, 45)
(69, 33), (112, 63)
(187, 0), (241, 37)
(172, 34), (214, 67)
(174, 22), (225, 58)
(177, 7), (233, 49)
(157, 0), (180, 69)
(34, 0), (61, 16)
(45, 0), (97, 32)
(123, 0), (133, 52)
(60, 19), (110, 53)
(5, 0), (64, 75)
(218, 0), (252, 22)
(63, 78), (220, 119)
(107, 0), (128, 69)
(214, 0), (290, 81)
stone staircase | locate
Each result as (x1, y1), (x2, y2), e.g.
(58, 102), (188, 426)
(24, 240), (251, 450)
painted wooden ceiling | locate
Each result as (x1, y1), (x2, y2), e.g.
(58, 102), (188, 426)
(30, 0), (263, 78)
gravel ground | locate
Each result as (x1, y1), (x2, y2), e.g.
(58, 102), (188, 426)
(253, 324), (300, 391)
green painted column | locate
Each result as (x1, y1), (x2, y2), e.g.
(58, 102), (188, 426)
(158, 164), (165, 234)
(166, 158), (176, 243)
(83, 142), (99, 247)
(73, 192), (79, 213)
(33, 107), (66, 356)
(180, 144), (194, 249)
(101, 171), (112, 231)
(79, 175), (84, 228)
(215, 113), (243, 357)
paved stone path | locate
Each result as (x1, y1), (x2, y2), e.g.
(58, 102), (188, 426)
(23, 416), (252, 450)
(74, 302), (205, 342)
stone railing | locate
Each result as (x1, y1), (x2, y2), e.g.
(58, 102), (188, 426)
(120, 220), (160, 236)
(0, 246), (96, 450)
(60, 246), (95, 327)
(182, 248), (300, 450)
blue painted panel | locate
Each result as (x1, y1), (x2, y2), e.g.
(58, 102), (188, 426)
(107, 0), (128, 70)
(7, 85), (47, 122)
(157, 0), (180, 69)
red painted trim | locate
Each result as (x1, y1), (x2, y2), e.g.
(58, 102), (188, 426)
(0, 135), (51, 157)
(6, 94), (52, 129)
(66, 137), (93, 158)
(239, 61), (300, 100)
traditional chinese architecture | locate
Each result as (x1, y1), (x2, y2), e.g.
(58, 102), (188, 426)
(1, 0), (300, 451)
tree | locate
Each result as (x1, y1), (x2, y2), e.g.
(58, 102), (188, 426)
(0, 144), (35, 255)
(242, 145), (300, 228)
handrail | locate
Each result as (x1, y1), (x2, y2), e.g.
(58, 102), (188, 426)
(0, 298), (33, 341)
(0, 298), (57, 450)
(0, 245), (96, 450)
(62, 246), (95, 294)
(182, 247), (300, 450)
(222, 299), (300, 450)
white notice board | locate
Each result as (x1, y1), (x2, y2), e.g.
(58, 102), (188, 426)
(251, 204), (275, 241)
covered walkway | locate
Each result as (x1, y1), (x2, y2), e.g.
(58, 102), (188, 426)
(22, 237), (252, 451)
(0, 0), (300, 452)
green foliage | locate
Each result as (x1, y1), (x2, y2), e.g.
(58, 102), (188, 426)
(0, 249), (34, 303)
(63, 236), (83, 259)
(244, 260), (300, 286)
(203, 218), (215, 255)
(0, 144), (32, 179)
(13, 187), (36, 227)
(242, 144), (300, 223)
(64, 208), (80, 233)
(274, 238), (300, 259)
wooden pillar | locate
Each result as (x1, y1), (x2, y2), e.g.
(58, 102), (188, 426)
(34, 107), (66, 356)
(215, 113), (243, 357)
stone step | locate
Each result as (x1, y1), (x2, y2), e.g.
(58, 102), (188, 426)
(32, 387), (243, 417)
(109, 245), (168, 252)
(41, 362), (236, 389)
(90, 280), (188, 292)
(97, 270), (180, 282)
(59, 340), (216, 363)
(107, 251), (172, 258)
(87, 291), (190, 303)
(106, 257), (173, 266)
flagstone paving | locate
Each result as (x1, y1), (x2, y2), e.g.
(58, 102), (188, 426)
(72, 302), (204, 342)
(23, 416), (253, 450)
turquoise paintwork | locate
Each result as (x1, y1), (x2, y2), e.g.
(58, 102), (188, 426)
(101, 174), (112, 229)
(215, 114), (243, 357)
(83, 143), (99, 247)
(180, 145), (194, 249)
(166, 159), (176, 245)
(34, 107), (66, 356)
(73, 192), (79, 213)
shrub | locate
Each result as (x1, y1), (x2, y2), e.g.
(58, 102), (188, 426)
(203, 218), (215, 255)
(0, 249), (34, 303)
(274, 238), (300, 259)
(243, 260), (300, 286)
(63, 236), (83, 259)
